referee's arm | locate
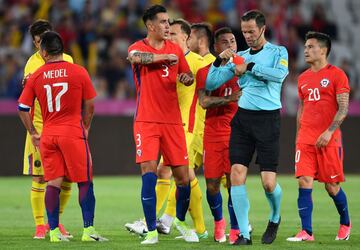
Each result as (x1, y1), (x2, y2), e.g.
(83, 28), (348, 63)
(205, 61), (235, 91)
(248, 47), (289, 83)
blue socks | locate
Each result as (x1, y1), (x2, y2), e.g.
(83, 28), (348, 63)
(78, 182), (95, 228)
(298, 188), (313, 234)
(176, 183), (191, 221)
(265, 183), (282, 223)
(330, 188), (350, 226)
(45, 185), (60, 230)
(206, 190), (223, 221)
(141, 172), (157, 231)
(231, 185), (250, 239)
(228, 188), (239, 229)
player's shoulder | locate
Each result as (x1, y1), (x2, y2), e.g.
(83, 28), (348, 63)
(128, 39), (148, 52)
(186, 51), (205, 65)
(63, 53), (73, 63)
(238, 48), (251, 57)
(298, 68), (312, 80)
(326, 64), (346, 75)
(24, 51), (44, 75)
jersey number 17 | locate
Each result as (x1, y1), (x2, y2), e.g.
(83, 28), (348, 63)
(43, 82), (68, 112)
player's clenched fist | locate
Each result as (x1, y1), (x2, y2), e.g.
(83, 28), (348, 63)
(166, 54), (178, 65)
(178, 72), (194, 86)
(219, 48), (235, 60)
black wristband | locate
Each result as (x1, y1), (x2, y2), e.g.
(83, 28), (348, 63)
(247, 62), (255, 72)
(213, 56), (223, 67)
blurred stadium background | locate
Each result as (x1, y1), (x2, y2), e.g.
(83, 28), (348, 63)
(0, 0), (360, 175)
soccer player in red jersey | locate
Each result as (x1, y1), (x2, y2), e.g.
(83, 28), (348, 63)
(196, 27), (241, 244)
(18, 31), (107, 242)
(127, 5), (196, 244)
(287, 32), (351, 242)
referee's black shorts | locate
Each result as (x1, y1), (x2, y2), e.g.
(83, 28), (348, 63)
(229, 108), (280, 172)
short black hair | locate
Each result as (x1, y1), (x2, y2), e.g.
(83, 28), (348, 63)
(142, 4), (167, 25)
(29, 19), (53, 40)
(170, 18), (191, 36)
(40, 31), (64, 56)
(241, 10), (266, 28)
(214, 27), (233, 43)
(191, 22), (213, 46)
(305, 31), (332, 57)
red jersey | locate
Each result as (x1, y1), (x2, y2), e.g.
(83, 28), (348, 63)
(128, 39), (190, 124)
(18, 61), (96, 138)
(297, 64), (350, 146)
(197, 64), (239, 142)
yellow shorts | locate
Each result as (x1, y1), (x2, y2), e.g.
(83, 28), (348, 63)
(189, 132), (203, 169)
(23, 132), (43, 176)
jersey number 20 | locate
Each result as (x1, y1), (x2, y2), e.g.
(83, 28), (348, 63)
(308, 88), (320, 101)
(44, 82), (68, 112)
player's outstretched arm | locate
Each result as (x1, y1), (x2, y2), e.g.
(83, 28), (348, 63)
(198, 89), (241, 109)
(82, 98), (95, 135)
(127, 50), (178, 65)
(315, 92), (349, 147)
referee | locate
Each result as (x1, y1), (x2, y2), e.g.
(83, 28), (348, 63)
(206, 10), (288, 245)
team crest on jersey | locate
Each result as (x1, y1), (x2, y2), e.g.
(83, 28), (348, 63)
(137, 149), (142, 157)
(320, 78), (330, 87)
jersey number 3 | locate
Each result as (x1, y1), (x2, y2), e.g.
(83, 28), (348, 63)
(44, 82), (68, 112)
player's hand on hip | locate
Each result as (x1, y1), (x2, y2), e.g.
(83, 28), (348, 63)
(31, 133), (41, 150)
(166, 54), (178, 65)
(316, 130), (333, 148)
(235, 63), (248, 76)
(178, 72), (194, 86)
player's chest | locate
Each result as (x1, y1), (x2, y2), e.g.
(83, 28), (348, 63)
(299, 75), (335, 102)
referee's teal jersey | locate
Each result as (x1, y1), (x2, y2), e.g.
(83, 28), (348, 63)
(206, 42), (288, 111)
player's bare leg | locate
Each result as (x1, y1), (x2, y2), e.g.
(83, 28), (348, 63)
(325, 182), (351, 240)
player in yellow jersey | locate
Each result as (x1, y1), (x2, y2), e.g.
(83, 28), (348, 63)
(22, 20), (73, 239)
(125, 19), (208, 239)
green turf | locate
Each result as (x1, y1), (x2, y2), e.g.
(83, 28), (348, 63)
(0, 175), (359, 249)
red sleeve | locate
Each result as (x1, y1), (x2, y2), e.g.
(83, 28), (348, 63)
(82, 68), (97, 100)
(196, 66), (209, 90)
(128, 42), (139, 54)
(18, 77), (35, 107)
(177, 46), (190, 74)
(335, 69), (350, 94)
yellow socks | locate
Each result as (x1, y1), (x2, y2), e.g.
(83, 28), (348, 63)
(59, 181), (72, 216)
(31, 181), (46, 226)
(164, 183), (176, 217)
(155, 179), (171, 215)
(189, 178), (206, 234)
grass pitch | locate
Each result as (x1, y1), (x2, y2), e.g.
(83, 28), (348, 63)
(0, 175), (359, 249)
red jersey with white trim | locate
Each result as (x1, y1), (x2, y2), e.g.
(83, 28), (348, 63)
(297, 64), (350, 146)
(197, 64), (239, 142)
(128, 39), (190, 124)
(18, 61), (96, 138)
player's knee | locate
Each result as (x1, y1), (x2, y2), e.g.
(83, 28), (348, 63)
(298, 176), (313, 188)
(262, 181), (276, 193)
(157, 164), (171, 179)
(32, 176), (45, 184)
(230, 164), (246, 185)
(325, 183), (340, 196)
(206, 179), (221, 195)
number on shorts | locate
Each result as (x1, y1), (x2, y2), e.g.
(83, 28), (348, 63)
(136, 133), (141, 147)
(295, 150), (301, 163)
(43, 82), (68, 112)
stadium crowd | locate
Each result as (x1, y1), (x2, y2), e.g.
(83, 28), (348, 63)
(1, 0), (360, 115)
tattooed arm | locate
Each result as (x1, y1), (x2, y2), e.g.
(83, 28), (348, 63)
(315, 92), (349, 147)
(198, 88), (241, 109)
(127, 50), (178, 65)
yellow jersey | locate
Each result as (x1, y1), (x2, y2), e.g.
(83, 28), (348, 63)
(24, 51), (73, 130)
(177, 51), (206, 132)
(191, 53), (216, 135)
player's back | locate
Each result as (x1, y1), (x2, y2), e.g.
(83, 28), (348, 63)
(30, 61), (95, 138)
